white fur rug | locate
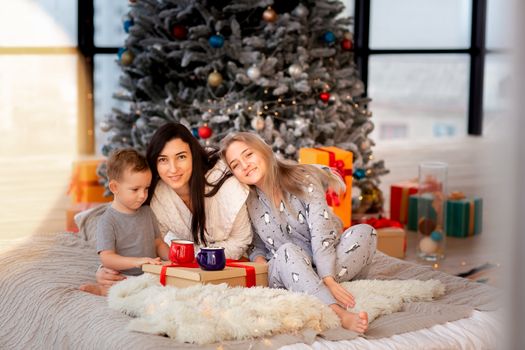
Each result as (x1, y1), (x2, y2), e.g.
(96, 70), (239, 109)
(108, 274), (445, 345)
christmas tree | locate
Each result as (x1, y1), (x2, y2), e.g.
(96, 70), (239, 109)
(100, 0), (389, 214)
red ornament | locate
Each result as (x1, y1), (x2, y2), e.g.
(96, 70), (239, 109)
(341, 38), (353, 51)
(319, 92), (330, 103)
(172, 24), (187, 40)
(198, 124), (213, 139)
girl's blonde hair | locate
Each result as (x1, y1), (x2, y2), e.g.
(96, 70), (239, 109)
(220, 132), (345, 212)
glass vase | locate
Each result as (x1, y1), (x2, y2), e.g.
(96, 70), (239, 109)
(416, 161), (448, 261)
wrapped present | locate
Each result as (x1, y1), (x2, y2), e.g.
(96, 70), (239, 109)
(68, 159), (112, 203)
(376, 227), (407, 259)
(66, 202), (106, 232)
(298, 147), (353, 228)
(407, 194), (437, 232)
(143, 261), (268, 288)
(445, 194), (482, 237)
(390, 181), (419, 225)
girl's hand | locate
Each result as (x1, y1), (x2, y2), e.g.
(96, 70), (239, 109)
(96, 266), (126, 288)
(253, 256), (268, 264)
(323, 276), (355, 308)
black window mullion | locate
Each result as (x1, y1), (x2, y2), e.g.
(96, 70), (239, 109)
(354, 0), (371, 96)
(468, 0), (487, 136)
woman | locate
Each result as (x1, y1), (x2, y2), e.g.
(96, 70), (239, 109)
(221, 132), (377, 333)
(93, 123), (252, 288)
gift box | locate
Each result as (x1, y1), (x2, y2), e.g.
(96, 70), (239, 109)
(390, 181), (419, 225)
(376, 227), (407, 259)
(66, 202), (106, 232)
(298, 147), (353, 228)
(68, 159), (112, 203)
(407, 194), (437, 232)
(445, 197), (483, 237)
(143, 261), (268, 288)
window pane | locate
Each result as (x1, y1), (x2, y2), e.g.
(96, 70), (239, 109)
(94, 0), (130, 47)
(340, 0), (355, 19)
(94, 54), (130, 154)
(0, 55), (77, 155)
(483, 54), (511, 130)
(486, 0), (513, 50)
(0, 1), (77, 47)
(370, 0), (471, 49)
(368, 54), (469, 141)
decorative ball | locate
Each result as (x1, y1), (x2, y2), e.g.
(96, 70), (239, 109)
(292, 4), (309, 18)
(172, 24), (187, 40)
(120, 50), (134, 66)
(353, 168), (366, 180)
(128, 0), (137, 3)
(135, 117), (147, 129)
(343, 32), (352, 40)
(418, 217), (437, 236)
(262, 7), (278, 22)
(192, 127), (200, 138)
(99, 121), (111, 132)
(247, 66), (261, 80)
(251, 116), (265, 131)
(430, 230), (443, 242)
(319, 92), (330, 103)
(207, 71), (223, 87)
(341, 38), (353, 50)
(288, 64), (303, 79)
(419, 237), (438, 254)
(208, 34), (224, 48)
(323, 31), (336, 44)
(123, 19), (133, 33)
(198, 124), (213, 139)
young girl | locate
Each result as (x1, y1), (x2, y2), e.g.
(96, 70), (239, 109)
(221, 132), (377, 333)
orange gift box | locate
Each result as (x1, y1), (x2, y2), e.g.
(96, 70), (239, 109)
(299, 147), (353, 228)
(66, 202), (106, 232)
(390, 181), (419, 225)
(68, 159), (112, 203)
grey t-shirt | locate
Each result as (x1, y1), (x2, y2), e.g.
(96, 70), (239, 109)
(96, 205), (161, 276)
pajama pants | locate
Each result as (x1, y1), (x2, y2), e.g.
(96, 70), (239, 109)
(268, 224), (377, 305)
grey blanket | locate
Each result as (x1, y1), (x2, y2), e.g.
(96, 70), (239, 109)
(0, 233), (499, 350)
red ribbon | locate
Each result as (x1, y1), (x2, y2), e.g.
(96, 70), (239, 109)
(158, 259), (256, 287)
(325, 189), (341, 207)
(360, 217), (403, 229)
(313, 148), (352, 179)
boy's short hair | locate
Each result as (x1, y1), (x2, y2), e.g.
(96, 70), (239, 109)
(107, 148), (149, 181)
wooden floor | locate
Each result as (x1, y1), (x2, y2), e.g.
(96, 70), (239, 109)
(0, 117), (508, 284)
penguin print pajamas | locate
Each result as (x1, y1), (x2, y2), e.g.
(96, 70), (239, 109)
(247, 182), (377, 305)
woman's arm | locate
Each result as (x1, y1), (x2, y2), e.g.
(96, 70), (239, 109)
(210, 204), (253, 260)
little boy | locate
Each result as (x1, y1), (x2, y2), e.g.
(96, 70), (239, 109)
(81, 148), (169, 296)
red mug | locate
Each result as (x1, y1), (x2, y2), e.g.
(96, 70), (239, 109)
(169, 240), (195, 264)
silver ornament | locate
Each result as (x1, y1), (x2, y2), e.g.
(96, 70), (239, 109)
(292, 4), (309, 18)
(251, 116), (265, 130)
(288, 64), (303, 79)
(247, 66), (261, 80)
(99, 121), (112, 132)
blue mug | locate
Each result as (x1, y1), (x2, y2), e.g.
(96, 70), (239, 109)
(197, 247), (226, 271)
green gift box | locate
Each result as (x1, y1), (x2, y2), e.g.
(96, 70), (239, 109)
(445, 197), (483, 237)
(407, 194), (437, 231)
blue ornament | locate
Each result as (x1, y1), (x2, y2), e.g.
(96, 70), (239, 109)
(192, 127), (200, 139)
(123, 19), (134, 33)
(323, 31), (336, 44)
(209, 34), (224, 48)
(353, 168), (366, 180)
(430, 230), (443, 242)
(117, 47), (127, 60)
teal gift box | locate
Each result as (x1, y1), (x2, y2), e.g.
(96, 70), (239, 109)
(407, 194), (437, 231)
(445, 197), (482, 237)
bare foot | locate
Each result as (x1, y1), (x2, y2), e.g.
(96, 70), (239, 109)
(331, 305), (369, 333)
(79, 283), (108, 296)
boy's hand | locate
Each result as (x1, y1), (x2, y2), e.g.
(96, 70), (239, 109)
(253, 256), (268, 264)
(136, 257), (162, 267)
(96, 266), (125, 287)
(323, 276), (355, 309)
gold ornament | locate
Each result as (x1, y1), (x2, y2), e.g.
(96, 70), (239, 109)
(262, 7), (278, 22)
(207, 71), (223, 87)
(121, 51), (134, 66)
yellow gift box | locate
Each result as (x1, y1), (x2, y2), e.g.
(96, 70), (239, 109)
(68, 159), (112, 203)
(299, 147), (353, 228)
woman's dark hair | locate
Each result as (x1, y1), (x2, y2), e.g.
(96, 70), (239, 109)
(146, 123), (230, 246)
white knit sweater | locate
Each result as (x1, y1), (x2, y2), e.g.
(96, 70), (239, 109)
(150, 161), (252, 260)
